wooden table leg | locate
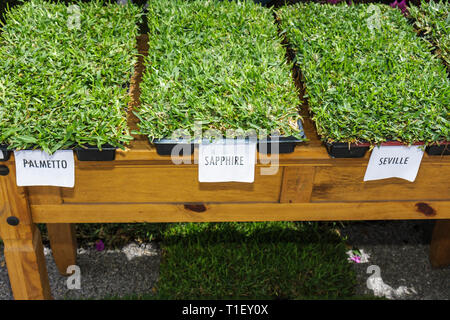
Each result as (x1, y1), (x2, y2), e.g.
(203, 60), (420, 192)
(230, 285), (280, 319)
(26, 187), (76, 275)
(47, 223), (77, 275)
(430, 220), (450, 268)
(0, 165), (52, 299)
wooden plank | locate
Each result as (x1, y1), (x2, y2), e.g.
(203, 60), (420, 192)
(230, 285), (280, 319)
(112, 144), (450, 164)
(0, 165), (52, 300)
(61, 166), (283, 203)
(31, 201), (450, 223)
(280, 166), (315, 203)
(27, 187), (77, 275)
(46, 224), (77, 276)
(311, 165), (450, 202)
(28, 186), (62, 205)
(429, 220), (450, 268)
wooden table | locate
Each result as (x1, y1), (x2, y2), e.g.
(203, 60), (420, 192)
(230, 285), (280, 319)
(1, 35), (449, 299)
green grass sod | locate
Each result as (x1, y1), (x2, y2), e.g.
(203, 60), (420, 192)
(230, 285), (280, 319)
(410, 0), (449, 67)
(151, 222), (356, 300)
(136, 0), (302, 141)
(0, 0), (142, 153)
(277, 2), (449, 145)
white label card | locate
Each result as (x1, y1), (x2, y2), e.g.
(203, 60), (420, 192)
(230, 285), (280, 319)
(14, 150), (75, 187)
(364, 146), (424, 182)
(198, 140), (256, 183)
(0, 151), (3, 160)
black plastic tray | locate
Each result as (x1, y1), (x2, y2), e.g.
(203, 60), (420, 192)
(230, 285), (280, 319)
(426, 144), (450, 156)
(326, 140), (450, 158)
(0, 145), (11, 162)
(152, 120), (306, 156)
(257, 137), (303, 154)
(0, 144), (118, 161)
(258, 119), (306, 154)
(325, 142), (370, 158)
(152, 139), (195, 156)
(75, 144), (117, 161)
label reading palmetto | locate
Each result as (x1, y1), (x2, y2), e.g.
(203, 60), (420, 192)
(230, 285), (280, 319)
(14, 150), (75, 187)
(364, 146), (424, 182)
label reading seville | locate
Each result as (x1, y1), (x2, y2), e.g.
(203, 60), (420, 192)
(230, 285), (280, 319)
(364, 146), (424, 182)
(199, 141), (256, 183)
(14, 150), (75, 187)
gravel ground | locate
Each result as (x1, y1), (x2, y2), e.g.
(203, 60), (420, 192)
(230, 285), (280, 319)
(340, 220), (450, 300)
(0, 242), (160, 300)
(0, 220), (448, 300)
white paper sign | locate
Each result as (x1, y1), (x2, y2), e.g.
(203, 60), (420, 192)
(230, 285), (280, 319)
(0, 151), (3, 160)
(14, 150), (75, 187)
(364, 146), (424, 182)
(199, 140), (256, 183)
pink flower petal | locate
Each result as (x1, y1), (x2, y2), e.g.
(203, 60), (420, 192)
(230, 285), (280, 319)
(390, 0), (398, 8)
(95, 240), (105, 251)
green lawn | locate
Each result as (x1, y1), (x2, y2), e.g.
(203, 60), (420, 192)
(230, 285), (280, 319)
(72, 221), (358, 300)
(153, 222), (356, 299)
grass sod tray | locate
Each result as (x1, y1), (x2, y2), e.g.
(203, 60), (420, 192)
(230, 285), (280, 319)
(410, 0), (449, 68)
(277, 3), (449, 156)
(136, 0), (303, 155)
(0, 0), (141, 156)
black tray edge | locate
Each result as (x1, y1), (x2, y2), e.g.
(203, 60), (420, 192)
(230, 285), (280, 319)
(426, 144), (450, 156)
(151, 120), (307, 156)
(0, 144), (118, 162)
(325, 142), (370, 158)
(326, 141), (450, 158)
(0, 145), (12, 162)
(74, 144), (118, 161)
